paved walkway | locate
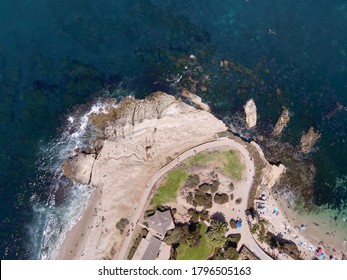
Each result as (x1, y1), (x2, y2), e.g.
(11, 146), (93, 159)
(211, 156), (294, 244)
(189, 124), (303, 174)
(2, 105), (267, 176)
(116, 137), (272, 260)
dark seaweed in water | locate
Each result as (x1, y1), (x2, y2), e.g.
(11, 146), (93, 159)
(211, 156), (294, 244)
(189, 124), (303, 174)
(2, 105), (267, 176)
(261, 140), (316, 210)
(1, 0), (347, 259)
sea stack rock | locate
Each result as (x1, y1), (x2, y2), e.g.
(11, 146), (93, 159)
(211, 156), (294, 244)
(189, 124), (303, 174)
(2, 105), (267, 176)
(244, 99), (257, 128)
(181, 90), (211, 112)
(300, 127), (321, 153)
(272, 107), (290, 137)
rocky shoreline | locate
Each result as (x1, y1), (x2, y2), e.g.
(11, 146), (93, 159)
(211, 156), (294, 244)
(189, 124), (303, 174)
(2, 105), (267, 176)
(57, 91), (228, 259)
(55, 91), (336, 260)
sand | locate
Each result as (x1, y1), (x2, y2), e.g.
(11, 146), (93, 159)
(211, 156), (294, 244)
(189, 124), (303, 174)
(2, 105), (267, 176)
(255, 186), (347, 260)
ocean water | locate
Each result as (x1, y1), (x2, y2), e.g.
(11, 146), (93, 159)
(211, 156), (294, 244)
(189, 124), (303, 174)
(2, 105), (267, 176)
(1, 0), (347, 259)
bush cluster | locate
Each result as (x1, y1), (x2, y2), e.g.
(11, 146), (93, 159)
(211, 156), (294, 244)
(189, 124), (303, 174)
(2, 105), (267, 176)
(116, 218), (129, 234)
(186, 174), (200, 188)
(214, 193), (229, 204)
(194, 192), (213, 208)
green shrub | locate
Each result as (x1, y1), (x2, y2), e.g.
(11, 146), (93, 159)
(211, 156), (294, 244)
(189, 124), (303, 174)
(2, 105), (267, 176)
(164, 227), (186, 245)
(235, 197), (242, 204)
(210, 171), (218, 180)
(188, 208), (200, 222)
(199, 209), (210, 221)
(186, 174), (200, 188)
(144, 209), (156, 218)
(198, 183), (211, 192)
(265, 232), (301, 259)
(186, 192), (194, 205)
(224, 247), (239, 260)
(141, 228), (149, 238)
(127, 247), (137, 260)
(127, 233), (142, 259)
(157, 205), (169, 212)
(166, 156), (173, 163)
(250, 223), (260, 234)
(116, 218), (129, 234)
(186, 223), (201, 247)
(227, 233), (241, 245)
(210, 180), (220, 193)
(194, 192), (213, 208)
(214, 193), (229, 204)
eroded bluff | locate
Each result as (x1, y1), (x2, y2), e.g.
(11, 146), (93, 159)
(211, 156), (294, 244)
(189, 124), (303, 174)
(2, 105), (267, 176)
(61, 91), (227, 259)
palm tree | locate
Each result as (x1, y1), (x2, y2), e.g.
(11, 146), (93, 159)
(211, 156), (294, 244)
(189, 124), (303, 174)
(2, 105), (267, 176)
(206, 219), (228, 247)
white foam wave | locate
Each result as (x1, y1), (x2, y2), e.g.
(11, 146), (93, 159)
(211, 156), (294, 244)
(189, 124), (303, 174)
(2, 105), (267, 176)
(31, 98), (117, 259)
(36, 183), (93, 260)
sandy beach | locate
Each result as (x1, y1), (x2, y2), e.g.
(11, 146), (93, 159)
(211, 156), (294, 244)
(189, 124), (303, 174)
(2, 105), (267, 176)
(255, 186), (347, 260)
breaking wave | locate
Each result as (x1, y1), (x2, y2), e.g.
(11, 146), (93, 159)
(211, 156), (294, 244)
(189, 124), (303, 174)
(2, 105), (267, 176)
(29, 99), (116, 259)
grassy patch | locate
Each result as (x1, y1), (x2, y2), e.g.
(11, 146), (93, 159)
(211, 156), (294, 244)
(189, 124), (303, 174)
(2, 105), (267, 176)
(176, 223), (213, 260)
(187, 150), (244, 181)
(188, 152), (217, 165)
(151, 169), (189, 206)
(221, 150), (244, 180)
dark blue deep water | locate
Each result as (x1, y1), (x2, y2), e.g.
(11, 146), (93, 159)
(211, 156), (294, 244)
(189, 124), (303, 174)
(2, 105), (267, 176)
(1, 0), (347, 259)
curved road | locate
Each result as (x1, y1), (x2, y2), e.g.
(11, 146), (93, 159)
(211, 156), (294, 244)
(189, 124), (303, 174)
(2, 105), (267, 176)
(116, 137), (272, 260)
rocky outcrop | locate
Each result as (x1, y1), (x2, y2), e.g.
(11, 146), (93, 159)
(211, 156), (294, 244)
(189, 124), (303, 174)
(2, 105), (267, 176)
(324, 101), (345, 119)
(63, 153), (95, 185)
(300, 127), (321, 153)
(264, 163), (286, 189)
(89, 92), (176, 131)
(250, 142), (286, 189)
(272, 108), (290, 137)
(261, 141), (316, 206)
(181, 90), (211, 112)
(59, 91), (228, 260)
(244, 99), (257, 128)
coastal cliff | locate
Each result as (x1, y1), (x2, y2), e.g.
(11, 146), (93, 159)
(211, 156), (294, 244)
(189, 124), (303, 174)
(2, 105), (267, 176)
(250, 142), (286, 189)
(63, 153), (95, 185)
(58, 91), (290, 260)
(59, 91), (228, 259)
(181, 89), (211, 112)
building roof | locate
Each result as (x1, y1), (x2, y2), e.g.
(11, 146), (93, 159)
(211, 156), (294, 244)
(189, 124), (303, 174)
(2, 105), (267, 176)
(142, 236), (163, 260)
(147, 210), (174, 237)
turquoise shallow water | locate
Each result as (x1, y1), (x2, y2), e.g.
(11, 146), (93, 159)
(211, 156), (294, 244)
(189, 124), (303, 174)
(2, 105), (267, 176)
(0, 0), (347, 259)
